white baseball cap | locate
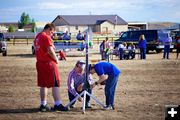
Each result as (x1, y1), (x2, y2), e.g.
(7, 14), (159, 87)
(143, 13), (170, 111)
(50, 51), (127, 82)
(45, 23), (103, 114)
(76, 60), (86, 69)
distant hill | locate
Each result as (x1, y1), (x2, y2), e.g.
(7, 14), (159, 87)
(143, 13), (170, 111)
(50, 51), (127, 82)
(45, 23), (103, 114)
(148, 22), (179, 30)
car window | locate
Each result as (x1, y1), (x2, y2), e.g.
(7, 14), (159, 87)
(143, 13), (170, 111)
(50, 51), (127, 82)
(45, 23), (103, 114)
(143, 31), (157, 42)
(128, 31), (141, 42)
(145, 32), (157, 39)
(158, 33), (168, 39)
(130, 31), (141, 39)
(157, 31), (170, 42)
(121, 32), (128, 38)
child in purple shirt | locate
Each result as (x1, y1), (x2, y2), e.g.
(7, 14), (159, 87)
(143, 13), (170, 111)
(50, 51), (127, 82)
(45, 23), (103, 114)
(67, 60), (93, 108)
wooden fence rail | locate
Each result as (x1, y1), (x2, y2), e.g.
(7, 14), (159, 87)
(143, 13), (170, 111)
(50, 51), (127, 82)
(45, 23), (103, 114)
(6, 36), (119, 45)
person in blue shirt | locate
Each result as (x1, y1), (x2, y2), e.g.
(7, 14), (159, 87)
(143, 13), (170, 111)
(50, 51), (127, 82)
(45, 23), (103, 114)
(63, 31), (71, 45)
(89, 62), (120, 110)
(163, 36), (172, 59)
(63, 31), (71, 40)
(76, 30), (84, 40)
(138, 34), (147, 59)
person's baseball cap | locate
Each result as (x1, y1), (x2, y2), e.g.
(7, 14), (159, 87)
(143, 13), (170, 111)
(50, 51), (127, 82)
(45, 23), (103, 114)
(76, 60), (86, 69)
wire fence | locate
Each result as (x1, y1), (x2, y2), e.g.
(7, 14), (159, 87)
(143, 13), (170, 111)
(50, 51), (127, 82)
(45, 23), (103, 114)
(6, 36), (119, 45)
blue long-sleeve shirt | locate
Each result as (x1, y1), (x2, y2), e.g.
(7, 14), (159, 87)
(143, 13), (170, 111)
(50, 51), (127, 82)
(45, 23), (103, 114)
(138, 39), (147, 49)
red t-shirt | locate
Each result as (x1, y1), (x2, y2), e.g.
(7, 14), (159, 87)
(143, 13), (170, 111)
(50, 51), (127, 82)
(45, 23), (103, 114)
(34, 32), (55, 62)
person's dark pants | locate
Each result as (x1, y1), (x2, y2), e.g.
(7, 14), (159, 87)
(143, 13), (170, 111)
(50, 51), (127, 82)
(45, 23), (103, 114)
(105, 49), (109, 60)
(163, 45), (170, 59)
(129, 50), (135, 59)
(177, 47), (180, 58)
(101, 51), (106, 60)
(119, 48), (124, 60)
(105, 74), (120, 107)
(140, 48), (146, 59)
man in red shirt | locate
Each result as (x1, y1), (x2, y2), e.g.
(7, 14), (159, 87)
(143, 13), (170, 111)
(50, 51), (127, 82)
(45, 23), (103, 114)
(34, 23), (68, 112)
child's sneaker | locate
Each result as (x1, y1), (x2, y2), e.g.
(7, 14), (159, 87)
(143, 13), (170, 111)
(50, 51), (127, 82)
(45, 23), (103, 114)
(85, 102), (92, 108)
(70, 105), (75, 108)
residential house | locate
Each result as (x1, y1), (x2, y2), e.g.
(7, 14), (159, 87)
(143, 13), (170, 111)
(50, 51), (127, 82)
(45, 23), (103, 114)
(0, 22), (18, 32)
(52, 15), (128, 35)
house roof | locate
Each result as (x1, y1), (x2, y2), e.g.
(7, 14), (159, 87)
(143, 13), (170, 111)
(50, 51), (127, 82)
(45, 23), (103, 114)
(52, 15), (127, 25)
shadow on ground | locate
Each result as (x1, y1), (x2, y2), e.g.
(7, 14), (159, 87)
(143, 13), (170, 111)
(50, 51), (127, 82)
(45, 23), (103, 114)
(7, 54), (34, 58)
(0, 108), (38, 114)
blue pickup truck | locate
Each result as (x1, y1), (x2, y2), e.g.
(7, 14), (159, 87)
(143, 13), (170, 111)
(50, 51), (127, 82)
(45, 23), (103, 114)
(114, 30), (174, 53)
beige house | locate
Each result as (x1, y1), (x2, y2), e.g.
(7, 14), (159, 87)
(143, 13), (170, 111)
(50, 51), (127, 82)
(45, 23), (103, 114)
(0, 25), (8, 32)
(52, 15), (128, 35)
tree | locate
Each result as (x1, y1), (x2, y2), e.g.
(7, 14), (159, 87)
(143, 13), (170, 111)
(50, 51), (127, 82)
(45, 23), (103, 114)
(8, 25), (15, 32)
(18, 12), (31, 29)
(31, 18), (36, 33)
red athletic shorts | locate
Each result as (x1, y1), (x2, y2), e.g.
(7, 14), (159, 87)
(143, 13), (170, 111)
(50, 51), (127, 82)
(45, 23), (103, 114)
(36, 61), (60, 88)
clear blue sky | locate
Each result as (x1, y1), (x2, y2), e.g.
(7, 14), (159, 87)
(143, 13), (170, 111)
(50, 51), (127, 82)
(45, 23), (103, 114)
(0, 0), (180, 23)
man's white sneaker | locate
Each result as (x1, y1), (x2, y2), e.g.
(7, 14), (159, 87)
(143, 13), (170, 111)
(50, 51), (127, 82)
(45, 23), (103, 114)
(104, 105), (113, 110)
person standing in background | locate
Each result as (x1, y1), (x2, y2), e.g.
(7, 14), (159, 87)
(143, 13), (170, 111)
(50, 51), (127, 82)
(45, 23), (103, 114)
(104, 37), (111, 60)
(138, 34), (147, 59)
(163, 35), (172, 59)
(100, 40), (106, 60)
(176, 35), (180, 59)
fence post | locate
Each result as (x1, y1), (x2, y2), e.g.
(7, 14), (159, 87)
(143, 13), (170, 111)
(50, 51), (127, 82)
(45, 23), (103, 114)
(13, 36), (15, 45)
(97, 38), (99, 44)
(27, 36), (28, 45)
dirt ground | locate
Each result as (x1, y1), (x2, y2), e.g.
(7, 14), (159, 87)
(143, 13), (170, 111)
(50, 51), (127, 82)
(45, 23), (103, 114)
(0, 44), (180, 120)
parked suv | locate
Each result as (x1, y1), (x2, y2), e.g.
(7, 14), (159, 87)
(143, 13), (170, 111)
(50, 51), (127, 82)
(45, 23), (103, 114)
(114, 30), (174, 53)
(0, 33), (7, 56)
